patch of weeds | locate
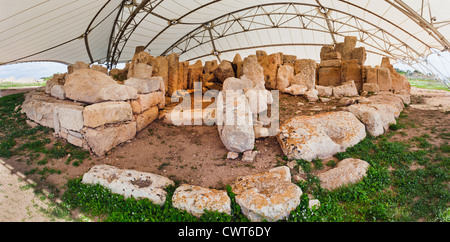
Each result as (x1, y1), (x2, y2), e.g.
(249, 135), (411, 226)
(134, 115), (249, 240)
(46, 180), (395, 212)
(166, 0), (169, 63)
(62, 178), (246, 222)
(412, 135), (433, 149)
(389, 123), (405, 131)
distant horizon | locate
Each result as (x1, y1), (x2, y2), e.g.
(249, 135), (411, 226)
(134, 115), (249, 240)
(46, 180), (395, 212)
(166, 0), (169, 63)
(0, 53), (448, 81)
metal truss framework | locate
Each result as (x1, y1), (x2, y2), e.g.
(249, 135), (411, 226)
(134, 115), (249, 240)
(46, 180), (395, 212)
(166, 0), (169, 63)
(85, 0), (449, 84)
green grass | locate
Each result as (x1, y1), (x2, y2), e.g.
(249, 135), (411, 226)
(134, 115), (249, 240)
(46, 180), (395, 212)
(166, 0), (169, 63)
(409, 79), (449, 91)
(0, 81), (46, 89)
(61, 132), (449, 222)
(0, 93), (90, 193)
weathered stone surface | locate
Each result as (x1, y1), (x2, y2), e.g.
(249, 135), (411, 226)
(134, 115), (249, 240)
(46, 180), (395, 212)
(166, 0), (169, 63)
(277, 111), (366, 161)
(363, 66), (378, 84)
(346, 104), (387, 137)
(21, 91), (84, 129)
(166, 53), (179, 96)
(135, 106), (159, 132)
(321, 51), (341, 61)
(367, 93), (405, 118)
(213, 60), (235, 83)
(45, 73), (66, 94)
(130, 91), (164, 114)
(276, 65), (294, 92)
(293, 59), (316, 89)
(245, 88), (273, 114)
(83, 102), (133, 128)
(318, 67), (341, 86)
(217, 91), (255, 153)
(178, 61), (189, 90)
(352, 47), (367, 65)
(230, 166), (302, 222)
(222, 77), (253, 92)
(153, 56), (169, 93)
(377, 68), (392, 92)
(124, 76), (164, 94)
(283, 55), (297, 64)
(316, 85), (333, 97)
(283, 84), (308, 96)
(335, 36), (357, 60)
(333, 81), (359, 97)
(304, 88), (319, 102)
(204, 60), (218, 75)
(363, 83), (379, 93)
(341, 60), (362, 91)
(232, 54), (244, 78)
(380, 57), (411, 93)
(172, 184), (231, 217)
(130, 63), (153, 79)
(85, 122), (137, 156)
(319, 59), (341, 68)
(53, 104), (84, 133)
(50, 85), (66, 100)
(82, 165), (174, 205)
(241, 55), (265, 89)
(187, 60), (203, 89)
(317, 158), (369, 190)
(90, 65), (108, 74)
(73, 61), (90, 72)
(242, 150), (259, 162)
(320, 45), (335, 61)
(258, 53), (282, 89)
(65, 69), (137, 104)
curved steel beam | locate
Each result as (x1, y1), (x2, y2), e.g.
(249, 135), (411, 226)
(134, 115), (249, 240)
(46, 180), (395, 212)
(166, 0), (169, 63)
(162, 4), (422, 63)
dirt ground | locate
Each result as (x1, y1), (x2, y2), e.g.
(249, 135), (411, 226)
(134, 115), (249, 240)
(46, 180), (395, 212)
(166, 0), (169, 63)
(0, 86), (449, 221)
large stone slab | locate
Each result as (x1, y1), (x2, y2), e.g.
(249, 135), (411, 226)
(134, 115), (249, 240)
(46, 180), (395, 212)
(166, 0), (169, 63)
(130, 91), (165, 114)
(277, 111), (366, 161)
(85, 122), (137, 156)
(333, 81), (359, 97)
(83, 102), (133, 128)
(318, 67), (341, 87)
(317, 158), (369, 190)
(21, 91), (84, 129)
(82, 165), (174, 205)
(230, 166), (302, 222)
(124, 76), (164, 94)
(64, 69), (137, 104)
(217, 91), (255, 153)
(135, 106), (159, 132)
(172, 184), (231, 217)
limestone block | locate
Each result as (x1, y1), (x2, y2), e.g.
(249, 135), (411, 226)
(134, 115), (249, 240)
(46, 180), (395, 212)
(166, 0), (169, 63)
(135, 106), (159, 132)
(166, 53), (179, 96)
(172, 184), (231, 217)
(333, 81), (359, 97)
(124, 76), (164, 94)
(276, 65), (294, 92)
(258, 53), (282, 89)
(65, 69), (137, 104)
(318, 67), (341, 86)
(83, 102), (133, 128)
(85, 122), (137, 156)
(82, 165), (174, 205)
(230, 166), (302, 222)
(377, 68), (392, 92)
(50, 85), (66, 100)
(341, 60), (363, 91)
(317, 158), (369, 190)
(213, 60), (235, 83)
(277, 111), (366, 161)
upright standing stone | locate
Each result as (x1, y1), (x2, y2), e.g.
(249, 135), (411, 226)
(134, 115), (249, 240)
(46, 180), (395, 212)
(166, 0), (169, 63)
(341, 60), (363, 91)
(258, 53), (282, 90)
(166, 53), (179, 96)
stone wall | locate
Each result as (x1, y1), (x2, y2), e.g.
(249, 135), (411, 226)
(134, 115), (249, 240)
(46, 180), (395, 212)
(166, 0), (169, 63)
(22, 61), (165, 156)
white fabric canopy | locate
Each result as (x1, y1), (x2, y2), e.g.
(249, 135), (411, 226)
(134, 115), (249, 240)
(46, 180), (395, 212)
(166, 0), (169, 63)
(0, 0), (449, 80)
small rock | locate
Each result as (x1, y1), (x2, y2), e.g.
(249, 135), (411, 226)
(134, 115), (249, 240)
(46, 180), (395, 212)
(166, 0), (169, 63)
(242, 150), (258, 162)
(308, 199), (321, 210)
(227, 151), (239, 160)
